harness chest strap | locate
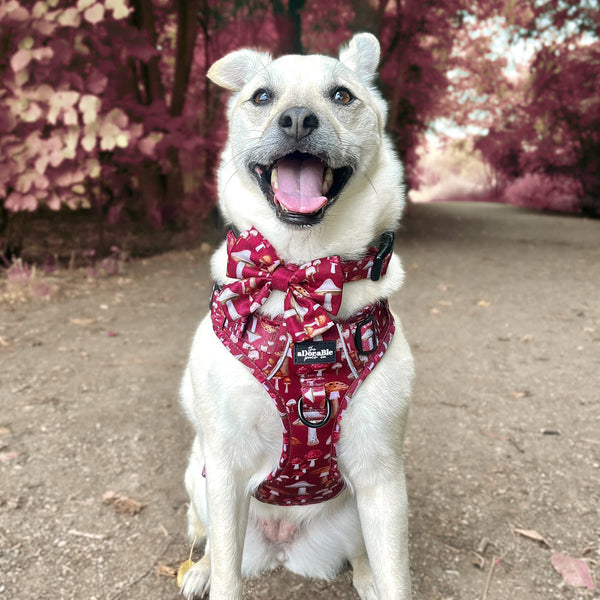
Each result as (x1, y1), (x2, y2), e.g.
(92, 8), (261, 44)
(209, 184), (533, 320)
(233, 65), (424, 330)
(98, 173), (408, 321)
(210, 296), (395, 506)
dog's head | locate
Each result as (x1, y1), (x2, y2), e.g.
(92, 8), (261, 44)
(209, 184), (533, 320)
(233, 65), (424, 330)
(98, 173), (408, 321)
(208, 33), (404, 259)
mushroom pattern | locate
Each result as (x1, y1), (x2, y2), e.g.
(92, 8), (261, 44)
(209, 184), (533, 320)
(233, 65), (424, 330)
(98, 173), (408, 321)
(286, 481), (316, 497)
(305, 449), (323, 468)
(291, 414), (321, 446)
(313, 277), (342, 313)
(211, 276), (396, 506)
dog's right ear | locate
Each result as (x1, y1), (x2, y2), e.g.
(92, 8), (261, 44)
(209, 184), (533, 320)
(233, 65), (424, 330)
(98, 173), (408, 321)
(207, 49), (272, 91)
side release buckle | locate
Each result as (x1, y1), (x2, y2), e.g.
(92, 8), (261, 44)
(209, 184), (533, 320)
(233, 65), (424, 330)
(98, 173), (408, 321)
(370, 231), (395, 282)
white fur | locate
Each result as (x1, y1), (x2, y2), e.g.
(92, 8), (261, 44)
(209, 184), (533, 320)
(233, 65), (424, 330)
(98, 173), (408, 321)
(180, 33), (414, 600)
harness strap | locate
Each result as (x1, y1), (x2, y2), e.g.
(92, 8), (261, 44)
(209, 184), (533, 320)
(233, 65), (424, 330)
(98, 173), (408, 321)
(227, 225), (395, 282)
(211, 294), (395, 506)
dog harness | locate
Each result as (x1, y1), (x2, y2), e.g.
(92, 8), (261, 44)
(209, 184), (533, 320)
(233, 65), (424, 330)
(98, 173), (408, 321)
(210, 227), (395, 506)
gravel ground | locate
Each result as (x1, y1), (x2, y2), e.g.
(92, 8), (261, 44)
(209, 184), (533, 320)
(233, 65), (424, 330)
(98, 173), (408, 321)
(1, 201), (599, 599)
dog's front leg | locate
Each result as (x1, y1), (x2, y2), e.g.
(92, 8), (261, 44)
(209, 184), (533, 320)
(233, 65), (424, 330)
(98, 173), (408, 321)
(181, 450), (249, 600)
(355, 467), (411, 600)
(204, 452), (250, 600)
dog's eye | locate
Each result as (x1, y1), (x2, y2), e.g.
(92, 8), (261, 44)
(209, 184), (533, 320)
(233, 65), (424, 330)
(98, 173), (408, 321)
(331, 87), (354, 105)
(252, 89), (273, 106)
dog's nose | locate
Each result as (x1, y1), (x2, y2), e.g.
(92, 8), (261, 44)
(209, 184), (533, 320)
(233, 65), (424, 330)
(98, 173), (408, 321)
(278, 106), (319, 140)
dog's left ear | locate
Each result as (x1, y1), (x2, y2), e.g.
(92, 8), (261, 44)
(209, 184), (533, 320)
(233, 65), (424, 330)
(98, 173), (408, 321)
(338, 33), (380, 82)
(207, 48), (273, 91)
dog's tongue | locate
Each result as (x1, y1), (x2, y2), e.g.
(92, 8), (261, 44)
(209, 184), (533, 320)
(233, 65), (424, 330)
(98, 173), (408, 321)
(274, 157), (327, 214)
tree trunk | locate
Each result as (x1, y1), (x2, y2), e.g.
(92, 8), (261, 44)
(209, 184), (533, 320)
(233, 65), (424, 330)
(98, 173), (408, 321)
(130, 0), (164, 104)
(1, 210), (26, 260)
(271, 0), (306, 54)
(171, 0), (200, 117)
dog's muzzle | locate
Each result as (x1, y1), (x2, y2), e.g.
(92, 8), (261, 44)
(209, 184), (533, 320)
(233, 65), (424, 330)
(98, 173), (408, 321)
(250, 106), (354, 227)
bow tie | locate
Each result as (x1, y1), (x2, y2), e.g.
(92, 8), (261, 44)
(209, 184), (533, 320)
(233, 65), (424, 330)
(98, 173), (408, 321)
(215, 227), (392, 341)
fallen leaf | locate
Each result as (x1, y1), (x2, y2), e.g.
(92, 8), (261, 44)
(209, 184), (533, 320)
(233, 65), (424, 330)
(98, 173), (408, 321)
(177, 559), (195, 587)
(510, 390), (532, 399)
(512, 526), (551, 548)
(0, 427), (12, 435)
(551, 553), (596, 589)
(68, 529), (105, 540)
(0, 451), (19, 462)
(477, 299), (492, 307)
(102, 491), (145, 516)
(480, 429), (509, 442)
(69, 317), (96, 326)
(156, 563), (177, 579)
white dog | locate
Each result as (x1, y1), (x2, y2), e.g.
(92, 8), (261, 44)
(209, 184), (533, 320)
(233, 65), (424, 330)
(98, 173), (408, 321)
(180, 33), (414, 600)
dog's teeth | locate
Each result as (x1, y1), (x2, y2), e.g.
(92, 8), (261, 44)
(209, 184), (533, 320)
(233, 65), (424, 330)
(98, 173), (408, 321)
(322, 168), (333, 195)
(271, 167), (279, 190)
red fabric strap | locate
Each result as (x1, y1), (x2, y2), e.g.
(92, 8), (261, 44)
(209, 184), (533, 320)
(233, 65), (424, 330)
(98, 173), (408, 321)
(211, 296), (395, 506)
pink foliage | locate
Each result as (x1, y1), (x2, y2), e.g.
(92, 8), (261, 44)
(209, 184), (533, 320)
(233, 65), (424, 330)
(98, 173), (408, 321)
(0, 0), (213, 229)
(477, 38), (600, 214)
(551, 553), (596, 590)
(5, 258), (51, 298)
(1, 0), (596, 241)
(2, 0), (493, 232)
(503, 174), (583, 213)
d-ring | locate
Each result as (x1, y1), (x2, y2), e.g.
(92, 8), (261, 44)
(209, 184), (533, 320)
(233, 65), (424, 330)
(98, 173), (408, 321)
(297, 397), (331, 428)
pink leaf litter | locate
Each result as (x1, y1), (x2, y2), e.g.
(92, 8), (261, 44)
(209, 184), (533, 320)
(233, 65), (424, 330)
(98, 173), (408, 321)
(0, 451), (19, 462)
(551, 553), (596, 590)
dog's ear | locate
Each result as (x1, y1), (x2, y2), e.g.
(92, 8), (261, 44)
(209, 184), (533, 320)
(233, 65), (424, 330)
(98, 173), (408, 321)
(338, 33), (380, 82)
(207, 49), (272, 91)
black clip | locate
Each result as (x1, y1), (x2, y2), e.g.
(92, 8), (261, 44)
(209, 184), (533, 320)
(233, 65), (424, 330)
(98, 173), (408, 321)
(354, 314), (376, 355)
(370, 231), (395, 281)
(209, 282), (222, 310)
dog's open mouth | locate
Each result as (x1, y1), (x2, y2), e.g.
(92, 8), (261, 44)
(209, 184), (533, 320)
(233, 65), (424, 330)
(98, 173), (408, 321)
(252, 153), (353, 226)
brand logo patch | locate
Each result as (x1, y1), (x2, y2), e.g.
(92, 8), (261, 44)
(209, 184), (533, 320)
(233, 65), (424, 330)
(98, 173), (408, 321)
(293, 341), (336, 365)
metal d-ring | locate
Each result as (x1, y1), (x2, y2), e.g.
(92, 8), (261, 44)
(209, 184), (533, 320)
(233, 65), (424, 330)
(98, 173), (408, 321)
(297, 397), (332, 428)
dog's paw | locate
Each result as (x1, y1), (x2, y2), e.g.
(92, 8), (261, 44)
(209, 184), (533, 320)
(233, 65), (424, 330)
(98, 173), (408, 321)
(353, 578), (379, 600)
(180, 555), (210, 600)
(351, 555), (379, 600)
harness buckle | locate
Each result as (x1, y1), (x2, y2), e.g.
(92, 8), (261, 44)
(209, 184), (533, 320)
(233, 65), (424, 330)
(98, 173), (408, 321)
(354, 314), (377, 355)
(370, 231), (395, 282)
(209, 282), (222, 310)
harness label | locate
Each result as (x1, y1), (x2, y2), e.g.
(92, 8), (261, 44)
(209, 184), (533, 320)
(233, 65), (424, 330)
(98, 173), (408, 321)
(293, 341), (336, 365)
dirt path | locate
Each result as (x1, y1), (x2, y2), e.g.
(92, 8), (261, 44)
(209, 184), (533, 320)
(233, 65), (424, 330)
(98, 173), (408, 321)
(1, 201), (599, 599)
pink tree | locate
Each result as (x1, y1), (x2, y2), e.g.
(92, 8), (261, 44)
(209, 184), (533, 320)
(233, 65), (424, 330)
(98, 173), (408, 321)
(472, 2), (600, 213)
